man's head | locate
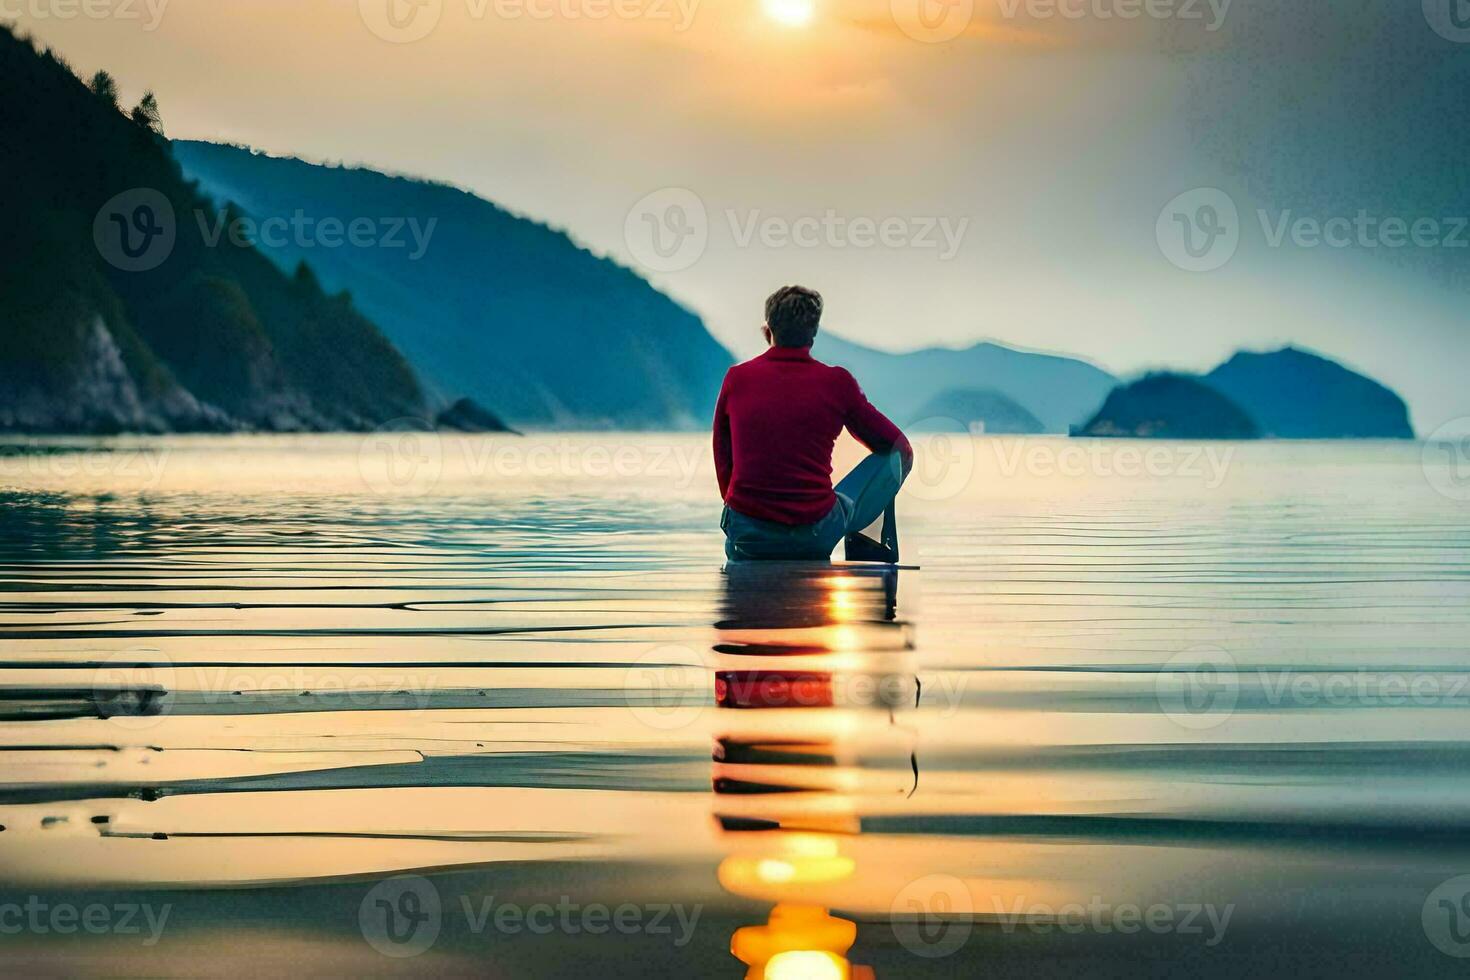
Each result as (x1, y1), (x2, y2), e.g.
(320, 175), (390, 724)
(764, 285), (823, 348)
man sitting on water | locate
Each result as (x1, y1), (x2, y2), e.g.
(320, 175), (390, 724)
(712, 285), (913, 563)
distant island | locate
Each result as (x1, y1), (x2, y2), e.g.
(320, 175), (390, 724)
(1078, 348), (1414, 439)
(1077, 373), (1260, 439)
(906, 389), (1044, 434)
(1205, 347), (1413, 438)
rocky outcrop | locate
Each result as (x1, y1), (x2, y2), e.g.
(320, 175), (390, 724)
(0, 317), (229, 433)
(435, 397), (517, 433)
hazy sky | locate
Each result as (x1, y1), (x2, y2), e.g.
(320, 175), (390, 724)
(15, 0), (1470, 431)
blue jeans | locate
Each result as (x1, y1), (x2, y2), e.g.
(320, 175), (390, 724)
(722, 451), (907, 562)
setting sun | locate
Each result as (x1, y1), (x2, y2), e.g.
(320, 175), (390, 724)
(763, 0), (815, 27)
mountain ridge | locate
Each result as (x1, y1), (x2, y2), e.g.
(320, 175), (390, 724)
(1204, 345), (1414, 438)
(811, 333), (1118, 434)
(173, 140), (734, 431)
(0, 25), (430, 433)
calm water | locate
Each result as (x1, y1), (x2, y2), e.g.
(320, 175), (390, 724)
(2, 433), (1469, 977)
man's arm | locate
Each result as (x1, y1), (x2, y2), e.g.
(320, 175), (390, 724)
(712, 373), (733, 499)
(840, 370), (914, 472)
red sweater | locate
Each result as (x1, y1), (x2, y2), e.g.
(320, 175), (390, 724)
(712, 345), (913, 525)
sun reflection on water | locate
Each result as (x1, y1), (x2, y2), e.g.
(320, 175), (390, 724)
(712, 562), (912, 976)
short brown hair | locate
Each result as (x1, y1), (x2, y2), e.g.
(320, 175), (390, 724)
(764, 285), (823, 347)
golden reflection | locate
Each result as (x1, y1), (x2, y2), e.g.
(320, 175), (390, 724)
(717, 848), (856, 891)
(733, 905), (858, 980)
(712, 563), (912, 976)
(825, 575), (858, 623)
(764, 949), (847, 980)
